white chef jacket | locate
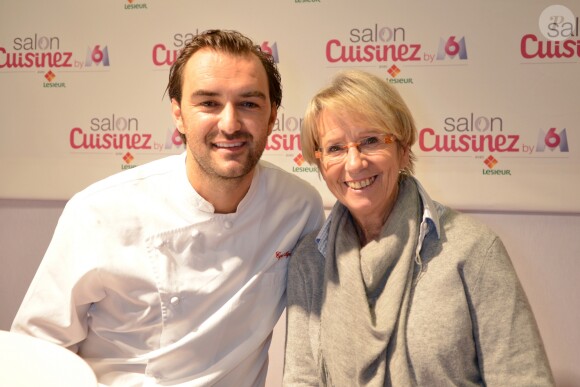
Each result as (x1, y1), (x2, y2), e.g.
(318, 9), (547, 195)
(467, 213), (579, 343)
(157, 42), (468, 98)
(11, 153), (324, 387)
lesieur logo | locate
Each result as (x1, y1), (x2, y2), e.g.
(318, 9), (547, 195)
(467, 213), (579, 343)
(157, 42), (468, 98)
(42, 69), (65, 88)
(294, 153), (305, 166)
(44, 70), (55, 82)
(386, 64), (413, 84)
(482, 154), (512, 176)
(124, 0), (147, 10)
(291, 152), (319, 173)
(123, 152), (134, 164)
(388, 64), (401, 78)
(484, 155), (498, 169)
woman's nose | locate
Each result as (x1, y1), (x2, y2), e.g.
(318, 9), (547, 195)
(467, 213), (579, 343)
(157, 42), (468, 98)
(344, 146), (366, 172)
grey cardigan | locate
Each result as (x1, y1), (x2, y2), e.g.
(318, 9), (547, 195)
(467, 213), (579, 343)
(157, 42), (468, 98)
(284, 191), (554, 386)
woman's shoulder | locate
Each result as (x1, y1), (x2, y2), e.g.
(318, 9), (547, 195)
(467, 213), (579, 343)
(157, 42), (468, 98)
(436, 203), (498, 243)
(293, 230), (322, 258)
(289, 230), (325, 272)
(424, 202), (506, 268)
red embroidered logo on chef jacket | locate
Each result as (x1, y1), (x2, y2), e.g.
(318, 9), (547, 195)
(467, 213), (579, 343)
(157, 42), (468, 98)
(275, 251), (291, 260)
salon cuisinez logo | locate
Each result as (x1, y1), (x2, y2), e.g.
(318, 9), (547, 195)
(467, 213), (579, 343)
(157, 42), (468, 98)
(521, 5), (580, 61)
(419, 112), (572, 176)
(265, 113), (302, 153)
(418, 113), (522, 154)
(0, 34), (110, 72)
(68, 114), (164, 154)
(325, 24), (423, 64)
(152, 31), (279, 67)
(324, 24), (468, 66)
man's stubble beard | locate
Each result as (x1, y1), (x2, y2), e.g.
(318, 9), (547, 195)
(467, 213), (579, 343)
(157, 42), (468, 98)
(190, 132), (268, 183)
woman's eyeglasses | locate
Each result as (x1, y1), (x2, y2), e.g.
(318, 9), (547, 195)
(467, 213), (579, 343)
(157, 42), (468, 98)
(315, 134), (397, 167)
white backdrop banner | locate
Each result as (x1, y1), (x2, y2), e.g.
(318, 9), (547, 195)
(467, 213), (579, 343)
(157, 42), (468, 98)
(1, 0), (578, 213)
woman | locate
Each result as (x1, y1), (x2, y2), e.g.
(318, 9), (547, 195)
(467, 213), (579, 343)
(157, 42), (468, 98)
(283, 70), (554, 386)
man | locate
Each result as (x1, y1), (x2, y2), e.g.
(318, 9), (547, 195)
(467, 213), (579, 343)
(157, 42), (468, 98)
(11, 30), (324, 386)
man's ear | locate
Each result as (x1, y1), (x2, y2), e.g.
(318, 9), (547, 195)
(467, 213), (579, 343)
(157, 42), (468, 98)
(171, 98), (185, 134)
(267, 104), (277, 136)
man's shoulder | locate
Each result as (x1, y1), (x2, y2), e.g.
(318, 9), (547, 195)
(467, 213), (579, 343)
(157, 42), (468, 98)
(70, 154), (183, 206)
(258, 160), (319, 194)
(255, 160), (324, 220)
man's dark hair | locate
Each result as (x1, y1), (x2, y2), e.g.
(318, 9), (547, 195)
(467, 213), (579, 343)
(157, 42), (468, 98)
(166, 29), (282, 108)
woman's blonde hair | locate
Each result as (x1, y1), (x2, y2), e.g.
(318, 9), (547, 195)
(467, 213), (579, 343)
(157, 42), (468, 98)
(301, 70), (417, 175)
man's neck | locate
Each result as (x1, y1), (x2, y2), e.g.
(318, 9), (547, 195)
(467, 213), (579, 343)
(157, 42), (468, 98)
(187, 167), (255, 214)
(205, 177), (252, 214)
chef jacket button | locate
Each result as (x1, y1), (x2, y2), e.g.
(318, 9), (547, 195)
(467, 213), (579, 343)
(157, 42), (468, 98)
(170, 296), (180, 305)
(224, 220), (233, 229)
(191, 229), (200, 238)
(154, 238), (164, 248)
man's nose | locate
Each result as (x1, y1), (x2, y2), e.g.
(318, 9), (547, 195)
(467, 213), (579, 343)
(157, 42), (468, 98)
(218, 104), (241, 133)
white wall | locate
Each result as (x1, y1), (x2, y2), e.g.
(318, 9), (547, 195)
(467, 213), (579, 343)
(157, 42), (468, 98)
(1, 199), (579, 386)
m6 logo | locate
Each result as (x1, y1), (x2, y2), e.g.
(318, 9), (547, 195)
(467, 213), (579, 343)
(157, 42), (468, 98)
(260, 41), (279, 63)
(436, 36), (468, 60)
(536, 127), (569, 152)
(85, 45), (110, 67)
(165, 127), (185, 149)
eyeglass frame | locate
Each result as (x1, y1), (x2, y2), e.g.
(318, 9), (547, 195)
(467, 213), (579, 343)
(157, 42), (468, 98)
(314, 133), (397, 166)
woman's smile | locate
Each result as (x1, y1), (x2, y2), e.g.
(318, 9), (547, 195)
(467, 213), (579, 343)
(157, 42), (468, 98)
(344, 176), (376, 190)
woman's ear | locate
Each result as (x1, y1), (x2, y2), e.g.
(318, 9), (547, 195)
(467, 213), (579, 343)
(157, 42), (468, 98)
(398, 144), (411, 171)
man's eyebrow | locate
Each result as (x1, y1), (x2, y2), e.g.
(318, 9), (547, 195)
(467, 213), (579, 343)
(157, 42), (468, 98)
(240, 90), (267, 100)
(191, 89), (219, 97)
(190, 89), (267, 100)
